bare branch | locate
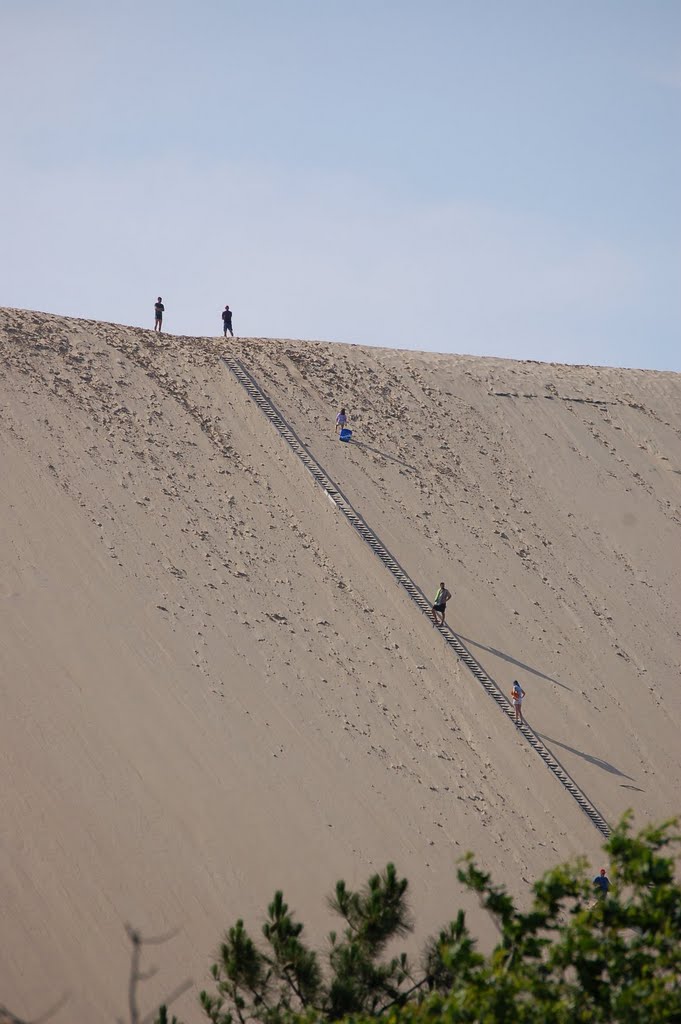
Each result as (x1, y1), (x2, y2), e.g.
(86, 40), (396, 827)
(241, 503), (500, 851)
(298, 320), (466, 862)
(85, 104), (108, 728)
(123, 923), (186, 1024)
(0, 993), (69, 1024)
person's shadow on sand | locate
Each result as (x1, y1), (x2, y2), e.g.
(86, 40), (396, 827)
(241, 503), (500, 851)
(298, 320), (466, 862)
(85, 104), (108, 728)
(538, 733), (638, 783)
(349, 439), (417, 471)
(457, 634), (571, 690)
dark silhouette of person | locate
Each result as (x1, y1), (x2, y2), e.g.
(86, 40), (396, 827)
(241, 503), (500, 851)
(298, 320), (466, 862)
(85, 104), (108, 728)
(593, 868), (610, 896)
(222, 305), (233, 337)
(154, 297), (164, 332)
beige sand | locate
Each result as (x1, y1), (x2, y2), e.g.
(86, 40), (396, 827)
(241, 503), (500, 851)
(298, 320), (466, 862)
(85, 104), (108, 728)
(1, 307), (679, 1022)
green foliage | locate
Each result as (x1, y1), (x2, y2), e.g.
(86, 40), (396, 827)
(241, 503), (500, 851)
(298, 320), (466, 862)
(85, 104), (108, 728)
(194, 864), (418, 1024)
(386, 813), (681, 1024)
(326, 862), (414, 1019)
(158, 815), (681, 1024)
(154, 1007), (181, 1024)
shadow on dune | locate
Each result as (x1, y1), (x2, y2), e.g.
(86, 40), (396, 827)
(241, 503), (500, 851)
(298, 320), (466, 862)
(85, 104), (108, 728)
(538, 734), (636, 781)
(349, 439), (417, 471)
(457, 634), (571, 690)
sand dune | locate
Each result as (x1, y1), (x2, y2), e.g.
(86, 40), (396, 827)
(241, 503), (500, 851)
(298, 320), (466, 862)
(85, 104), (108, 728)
(1, 307), (679, 1022)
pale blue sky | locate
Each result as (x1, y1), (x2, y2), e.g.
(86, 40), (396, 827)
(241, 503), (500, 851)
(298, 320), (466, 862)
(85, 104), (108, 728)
(1, 0), (679, 368)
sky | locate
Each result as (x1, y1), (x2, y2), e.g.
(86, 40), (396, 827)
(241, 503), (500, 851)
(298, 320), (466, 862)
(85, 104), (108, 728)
(1, 0), (679, 369)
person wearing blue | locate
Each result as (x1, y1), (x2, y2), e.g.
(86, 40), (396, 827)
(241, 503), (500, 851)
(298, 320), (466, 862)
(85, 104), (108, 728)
(593, 868), (610, 896)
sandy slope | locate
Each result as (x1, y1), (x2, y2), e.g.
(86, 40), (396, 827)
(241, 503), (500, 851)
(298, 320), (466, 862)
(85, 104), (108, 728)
(1, 308), (679, 1022)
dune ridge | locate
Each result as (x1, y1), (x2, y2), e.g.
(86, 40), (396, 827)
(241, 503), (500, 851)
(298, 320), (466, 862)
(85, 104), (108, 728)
(1, 307), (680, 1022)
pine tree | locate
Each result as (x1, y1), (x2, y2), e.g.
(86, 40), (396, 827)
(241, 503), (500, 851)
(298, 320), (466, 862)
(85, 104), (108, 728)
(155, 815), (681, 1024)
(196, 864), (417, 1024)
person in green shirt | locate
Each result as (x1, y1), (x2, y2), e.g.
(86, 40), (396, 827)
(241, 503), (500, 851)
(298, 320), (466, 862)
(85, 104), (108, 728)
(431, 582), (451, 626)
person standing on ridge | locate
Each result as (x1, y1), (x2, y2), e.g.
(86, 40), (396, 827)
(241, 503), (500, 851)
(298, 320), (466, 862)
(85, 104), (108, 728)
(431, 582), (451, 626)
(335, 408), (347, 434)
(511, 680), (526, 725)
(154, 297), (164, 332)
(222, 305), (234, 337)
(593, 868), (610, 897)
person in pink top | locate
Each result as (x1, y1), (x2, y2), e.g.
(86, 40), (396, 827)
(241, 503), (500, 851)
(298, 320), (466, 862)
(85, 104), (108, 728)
(511, 680), (526, 725)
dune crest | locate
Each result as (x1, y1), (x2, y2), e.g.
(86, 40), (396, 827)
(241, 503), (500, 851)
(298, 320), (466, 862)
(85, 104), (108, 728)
(1, 308), (679, 1022)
